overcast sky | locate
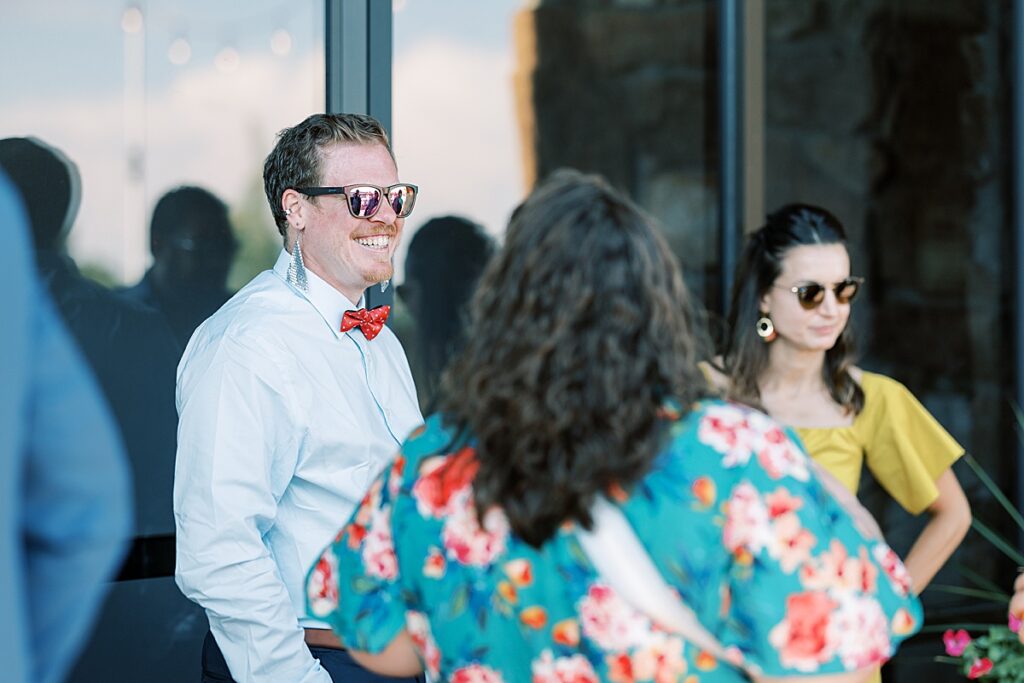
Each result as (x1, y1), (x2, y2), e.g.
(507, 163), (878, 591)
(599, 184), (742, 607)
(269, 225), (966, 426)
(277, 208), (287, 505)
(0, 0), (526, 282)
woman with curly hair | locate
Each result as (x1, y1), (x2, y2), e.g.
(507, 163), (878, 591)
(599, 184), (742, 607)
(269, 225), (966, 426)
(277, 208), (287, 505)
(706, 204), (972, 683)
(306, 172), (923, 681)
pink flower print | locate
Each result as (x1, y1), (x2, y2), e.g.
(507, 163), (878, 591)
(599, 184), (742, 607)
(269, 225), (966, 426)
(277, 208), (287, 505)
(412, 447), (480, 518)
(423, 546), (446, 579)
(831, 594), (892, 669)
(503, 558), (534, 587)
(698, 404), (756, 467)
(387, 454), (406, 498)
(440, 491), (510, 567)
(405, 611), (441, 678)
(872, 545), (913, 597)
(765, 487), (804, 518)
(801, 540), (875, 594)
(344, 477), (383, 549)
(770, 512), (817, 574)
(755, 429), (810, 482)
(361, 504), (398, 581)
(450, 663), (504, 683)
(768, 591), (839, 671)
(943, 629), (972, 657)
(722, 482), (773, 557)
(630, 631), (687, 683)
(605, 653), (634, 683)
(530, 650), (600, 683)
(307, 548), (339, 617)
(578, 583), (651, 651)
(891, 607), (917, 636)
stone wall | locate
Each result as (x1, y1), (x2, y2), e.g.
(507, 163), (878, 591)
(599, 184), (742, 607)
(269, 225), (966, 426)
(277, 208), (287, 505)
(521, 1), (1015, 677)
(514, 0), (722, 307)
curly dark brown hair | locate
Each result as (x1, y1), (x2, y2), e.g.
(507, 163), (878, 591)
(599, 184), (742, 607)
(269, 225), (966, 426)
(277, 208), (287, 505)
(720, 203), (864, 414)
(438, 169), (710, 547)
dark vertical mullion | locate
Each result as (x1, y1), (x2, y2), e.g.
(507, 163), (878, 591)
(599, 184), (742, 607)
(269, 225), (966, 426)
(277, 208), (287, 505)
(367, 1), (393, 136)
(365, 2), (394, 310)
(1013, 0), (1024, 542)
(326, 1), (395, 310)
(718, 0), (743, 314)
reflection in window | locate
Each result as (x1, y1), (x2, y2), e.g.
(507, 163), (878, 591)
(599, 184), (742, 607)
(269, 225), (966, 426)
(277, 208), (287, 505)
(0, 3), (324, 681)
(392, 0), (526, 410)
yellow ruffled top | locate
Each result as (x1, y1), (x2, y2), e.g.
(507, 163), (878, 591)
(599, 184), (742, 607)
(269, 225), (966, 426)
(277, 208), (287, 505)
(794, 371), (963, 515)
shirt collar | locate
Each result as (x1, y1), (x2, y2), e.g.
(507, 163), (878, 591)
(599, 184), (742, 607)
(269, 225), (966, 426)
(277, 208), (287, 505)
(273, 249), (364, 338)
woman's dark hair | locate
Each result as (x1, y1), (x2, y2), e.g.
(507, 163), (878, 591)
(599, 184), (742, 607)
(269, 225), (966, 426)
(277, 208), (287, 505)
(721, 203), (864, 414)
(439, 169), (710, 547)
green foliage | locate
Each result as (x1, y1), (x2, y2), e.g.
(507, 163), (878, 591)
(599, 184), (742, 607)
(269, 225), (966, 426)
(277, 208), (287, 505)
(943, 626), (1024, 681)
(934, 446), (1024, 680)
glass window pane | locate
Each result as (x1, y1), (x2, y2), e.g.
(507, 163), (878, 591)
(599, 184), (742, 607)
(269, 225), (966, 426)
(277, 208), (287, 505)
(0, 3), (324, 680)
(763, 3), (1013, 676)
(392, 0), (719, 411)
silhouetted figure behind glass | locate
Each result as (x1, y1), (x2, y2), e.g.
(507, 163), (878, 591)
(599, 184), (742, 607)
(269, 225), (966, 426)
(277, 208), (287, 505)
(397, 215), (495, 411)
(0, 136), (179, 536)
(122, 186), (238, 349)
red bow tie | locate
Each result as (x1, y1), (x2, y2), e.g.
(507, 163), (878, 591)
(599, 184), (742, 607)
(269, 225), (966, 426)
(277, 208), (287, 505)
(340, 305), (390, 340)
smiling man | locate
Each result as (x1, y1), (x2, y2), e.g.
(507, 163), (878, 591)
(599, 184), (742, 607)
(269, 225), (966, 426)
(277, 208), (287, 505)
(173, 114), (424, 683)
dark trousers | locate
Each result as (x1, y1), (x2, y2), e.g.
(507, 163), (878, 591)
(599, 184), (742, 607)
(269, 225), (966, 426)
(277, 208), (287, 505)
(200, 631), (424, 683)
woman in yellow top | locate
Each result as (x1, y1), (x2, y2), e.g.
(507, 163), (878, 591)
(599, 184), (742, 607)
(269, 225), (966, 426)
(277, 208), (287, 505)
(706, 203), (972, 682)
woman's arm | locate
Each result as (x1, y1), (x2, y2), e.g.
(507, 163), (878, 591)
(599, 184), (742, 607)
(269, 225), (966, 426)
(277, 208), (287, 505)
(902, 468), (971, 592)
(756, 668), (877, 683)
(348, 630), (424, 677)
(1010, 573), (1024, 644)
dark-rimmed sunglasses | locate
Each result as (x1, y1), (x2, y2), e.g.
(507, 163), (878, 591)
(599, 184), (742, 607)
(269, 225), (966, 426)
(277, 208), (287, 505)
(778, 276), (864, 310)
(294, 183), (418, 219)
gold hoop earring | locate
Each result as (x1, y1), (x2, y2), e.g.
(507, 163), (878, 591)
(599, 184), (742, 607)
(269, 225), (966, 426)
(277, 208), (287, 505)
(756, 315), (776, 343)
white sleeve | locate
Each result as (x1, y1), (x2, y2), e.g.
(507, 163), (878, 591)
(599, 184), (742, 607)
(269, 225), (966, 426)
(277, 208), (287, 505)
(173, 336), (331, 683)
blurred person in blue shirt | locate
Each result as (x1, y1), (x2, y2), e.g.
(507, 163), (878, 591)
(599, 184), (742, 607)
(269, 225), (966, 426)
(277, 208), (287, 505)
(0, 169), (132, 682)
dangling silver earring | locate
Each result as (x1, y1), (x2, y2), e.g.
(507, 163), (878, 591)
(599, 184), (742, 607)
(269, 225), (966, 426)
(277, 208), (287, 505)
(756, 315), (776, 343)
(287, 233), (308, 292)
(380, 279), (390, 293)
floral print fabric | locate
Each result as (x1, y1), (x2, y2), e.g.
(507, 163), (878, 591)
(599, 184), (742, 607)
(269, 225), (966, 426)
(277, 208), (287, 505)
(306, 400), (922, 681)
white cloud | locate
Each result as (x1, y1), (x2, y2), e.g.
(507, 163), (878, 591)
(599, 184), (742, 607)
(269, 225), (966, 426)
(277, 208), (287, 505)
(392, 36), (525, 278)
(1, 18), (527, 285)
(1, 50), (324, 281)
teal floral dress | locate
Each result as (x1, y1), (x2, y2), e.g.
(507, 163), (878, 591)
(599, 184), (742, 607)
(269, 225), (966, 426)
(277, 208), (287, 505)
(306, 400), (922, 682)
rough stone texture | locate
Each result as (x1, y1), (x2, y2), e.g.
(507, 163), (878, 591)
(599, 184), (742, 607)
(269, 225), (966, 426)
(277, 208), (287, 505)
(520, 0), (720, 304)
(523, 1), (1014, 677)
(769, 8), (1014, 675)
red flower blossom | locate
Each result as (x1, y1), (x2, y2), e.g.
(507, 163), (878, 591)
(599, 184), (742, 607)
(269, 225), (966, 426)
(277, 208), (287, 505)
(968, 657), (993, 679)
(413, 447), (480, 517)
(943, 629), (971, 657)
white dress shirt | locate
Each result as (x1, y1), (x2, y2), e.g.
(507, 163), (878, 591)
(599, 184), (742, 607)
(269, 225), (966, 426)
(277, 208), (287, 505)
(174, 250), (423, 683)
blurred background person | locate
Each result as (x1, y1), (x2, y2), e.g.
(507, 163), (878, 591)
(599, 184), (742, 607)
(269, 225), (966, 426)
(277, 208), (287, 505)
(122, 185), (238, 350)
(0, 167), (131, 683)
(306, 170), (922, 681)
(0, 135), (180, 536)
(396, 215), (495, 411)
(708, 203), (972, 683)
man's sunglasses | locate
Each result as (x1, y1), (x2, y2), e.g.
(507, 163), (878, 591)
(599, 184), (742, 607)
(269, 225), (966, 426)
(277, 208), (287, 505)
(778, 276), (865, 310)
(294, 183), (418, 219)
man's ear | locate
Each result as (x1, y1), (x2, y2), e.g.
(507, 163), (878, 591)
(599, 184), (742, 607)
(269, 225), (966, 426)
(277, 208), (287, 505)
(281, 188), (304, 231)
